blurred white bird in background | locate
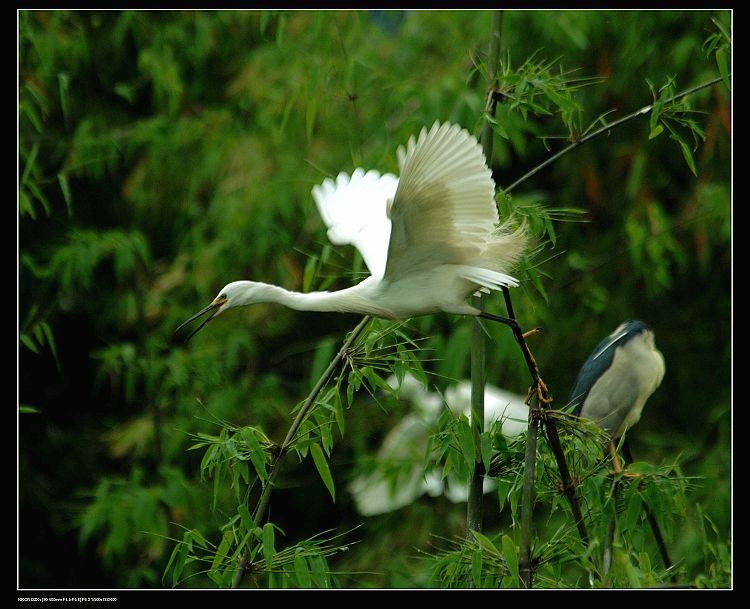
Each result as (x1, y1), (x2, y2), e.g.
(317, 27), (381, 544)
(349, 374), (527, 516)
(177, 122), (526, 340)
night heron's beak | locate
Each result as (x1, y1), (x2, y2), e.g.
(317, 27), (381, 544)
(175, 296), (227, 343)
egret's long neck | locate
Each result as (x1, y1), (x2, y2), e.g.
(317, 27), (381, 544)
(241, 280), (392, 317)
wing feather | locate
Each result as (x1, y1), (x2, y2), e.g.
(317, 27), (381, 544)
(312, 169), (398, 279)
(385, 122), (525, 282)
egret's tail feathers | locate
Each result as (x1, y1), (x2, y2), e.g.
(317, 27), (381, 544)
(480, 221), (527, 273)
(457, 265), (519, 290)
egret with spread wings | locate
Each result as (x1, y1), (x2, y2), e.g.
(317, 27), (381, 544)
(177, 122), (526, 340)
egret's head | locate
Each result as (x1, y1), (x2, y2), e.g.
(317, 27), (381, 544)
(175, 281), (262, 342)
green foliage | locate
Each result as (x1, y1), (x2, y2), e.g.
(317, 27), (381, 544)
(19, 9), (730, 589)
(703, 16), (731, 92)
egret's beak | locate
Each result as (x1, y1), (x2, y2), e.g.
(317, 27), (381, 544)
(175, 295), (228, 343)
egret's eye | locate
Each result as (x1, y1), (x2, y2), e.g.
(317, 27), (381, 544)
(220, 293), (227, 300)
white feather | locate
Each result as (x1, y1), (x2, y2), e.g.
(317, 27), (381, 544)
(312, 169), (398, 279)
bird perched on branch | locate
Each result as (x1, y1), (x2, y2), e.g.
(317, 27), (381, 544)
(176, 122), (526, 340)
(568, 320), (665, 472)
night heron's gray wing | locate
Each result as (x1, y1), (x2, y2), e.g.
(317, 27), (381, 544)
(569, 329), (629, 417)
(576, 356), (645, 438)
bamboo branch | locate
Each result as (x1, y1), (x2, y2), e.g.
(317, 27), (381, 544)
(499, 286), (591, 584)
(504, 76), (724, 194)
(499, 287), (546, 588)
(468, 8), (505, 541)
(232, 315), (371, 588)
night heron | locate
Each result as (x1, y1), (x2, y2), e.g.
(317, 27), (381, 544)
(569, 320), (665, 472)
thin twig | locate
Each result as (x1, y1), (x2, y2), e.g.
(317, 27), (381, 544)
(504, 76), (724, 194)
(232, 315), (371, 588)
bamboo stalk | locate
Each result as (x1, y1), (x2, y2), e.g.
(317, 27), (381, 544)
(468, 8), (505, 540)
(467, 292), (487, 535)
(519, 393), (540, 588)
(232, 315), (371, 588)
(500, 286), (590, 580)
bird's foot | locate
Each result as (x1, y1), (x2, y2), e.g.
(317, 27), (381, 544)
(524, 376), (552, 407)
(477, 311), (521, 331)
(535, 377), (553, 405)
(607, 443), (625, 475)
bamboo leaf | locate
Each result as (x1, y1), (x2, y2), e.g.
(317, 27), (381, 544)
(310, 443), (336, 502)
(676, 137), (698, 176)
(20, 333), (39, 354)
(457, 418), (476, 471)
(262, 523), (275, 569)
(172, 532), (191, 587)
(57, 172), (73, 216)
(716, 47), (730, 91)
(471, 530), (500, 556)
(480, 433), (493, 475)
(309, 554), (329, 588)
(211, 529), (234, 575)
(472, 550), (483, 588)
(649, 124), (664, 140)
(241, 427), (269, 482)
(238, 504), (255, 533)
(294, 551), (312, 588)
(40, 322), (61, 370)
(502, 534), (519, 586)
(624, 484), (643, 531)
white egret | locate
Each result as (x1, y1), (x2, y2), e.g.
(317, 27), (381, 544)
(177, 121), (526, 340)
(349, 374), (528, 516)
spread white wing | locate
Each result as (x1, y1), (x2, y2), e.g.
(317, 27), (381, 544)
(312, 169), (398, 279)
(312, 122), (524, 287)
(385, 122), (524, 285)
